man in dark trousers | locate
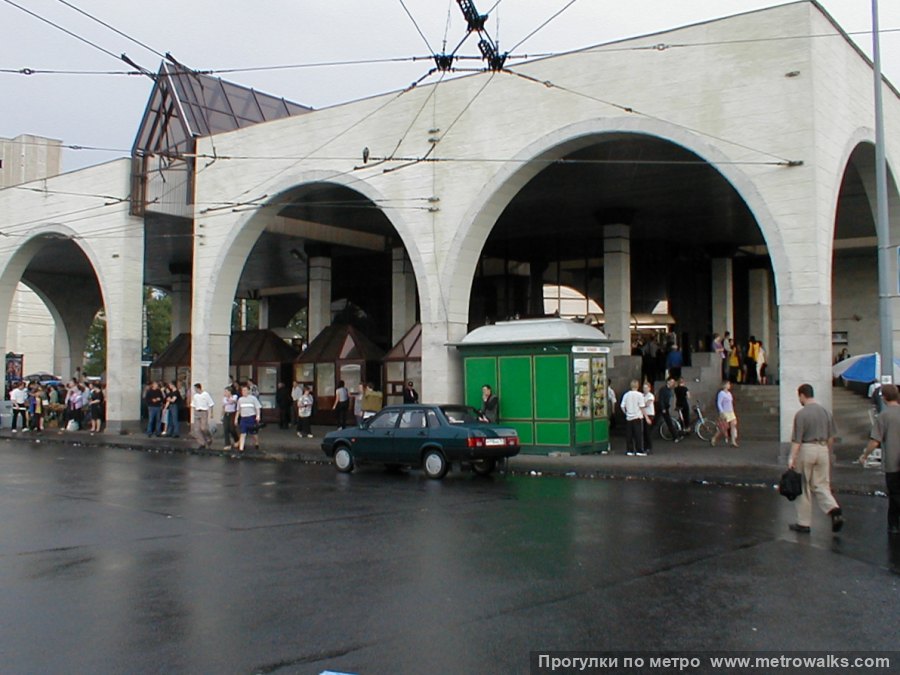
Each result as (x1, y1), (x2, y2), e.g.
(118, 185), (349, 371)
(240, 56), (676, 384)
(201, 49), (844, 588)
(620, 379), (645, 456)
(787, 383), (843, 534)
(658, 377), (680, 443)
(144, 381), (164, 437)
(860, 383), (900, 535)
(275, 382), (292, 429)
(674, 377), (691, 439)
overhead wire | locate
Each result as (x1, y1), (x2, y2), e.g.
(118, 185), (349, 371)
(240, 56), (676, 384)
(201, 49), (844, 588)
(0, 201), (127, 234)
(12, 185), (131, 201)
(215, 67), (444, 208)
(51, 0), (167, 60)
(189, 152), (789, 166)
(1, 0), (122, 61)
(508, 0), (580, 54)
(383, 72), (446, 165)
(398, 0), (437, 57)
(3, 28), (899, 79)
(203, 55), (435, 75)
(0, 1), (873, 248)
(2, 139), (131, 153)
(486, 0), (505, 16)
(442, 0), (453, 52)
(384, 71), (496, 175)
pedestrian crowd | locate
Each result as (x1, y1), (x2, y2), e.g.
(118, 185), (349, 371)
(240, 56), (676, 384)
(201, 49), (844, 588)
(136, 375), (396, 454)
(6, 377), (105, 434)
(609, 375), (703, 455)
(143, 378), (264, 454)
(712, 331), (767, 385)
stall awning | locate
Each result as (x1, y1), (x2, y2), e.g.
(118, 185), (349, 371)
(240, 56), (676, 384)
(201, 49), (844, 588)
(298, 324), (385, 363)
(150, 330), (300, 369)
(383, 323), (422, 362)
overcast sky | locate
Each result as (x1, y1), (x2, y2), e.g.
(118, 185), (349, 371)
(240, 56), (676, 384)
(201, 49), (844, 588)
(2, 0), (898, 172)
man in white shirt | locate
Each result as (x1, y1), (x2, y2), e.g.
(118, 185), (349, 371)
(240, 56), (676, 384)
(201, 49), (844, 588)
(190, 383), (215, 450)
(9, 381), (28, 431)
(620, 379), (646, 456)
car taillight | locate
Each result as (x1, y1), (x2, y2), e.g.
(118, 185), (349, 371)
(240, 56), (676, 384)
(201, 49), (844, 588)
(467, 437), (485, 448)
(506, 436), (518, 446)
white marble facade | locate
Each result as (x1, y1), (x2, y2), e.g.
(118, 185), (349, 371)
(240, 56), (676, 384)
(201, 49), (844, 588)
(1, 3), (898, 439)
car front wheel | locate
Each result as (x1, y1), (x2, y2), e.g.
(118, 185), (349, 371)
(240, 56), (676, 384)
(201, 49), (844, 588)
(422, 449), (448, 479)
(471, 458), (496, 476)
(334, 446), (354, 473)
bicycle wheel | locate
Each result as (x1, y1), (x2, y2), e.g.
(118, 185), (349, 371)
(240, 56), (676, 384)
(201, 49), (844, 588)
(696, 419), (717, 442)
(659, 418), (680, 441)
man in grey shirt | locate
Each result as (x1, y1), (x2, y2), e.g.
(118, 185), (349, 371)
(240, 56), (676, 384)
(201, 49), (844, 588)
(860, 383), (900, 535)
(787, 383), (843, 534)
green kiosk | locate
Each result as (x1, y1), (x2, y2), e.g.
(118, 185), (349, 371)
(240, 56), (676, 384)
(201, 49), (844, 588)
(455, 318), (613, 455)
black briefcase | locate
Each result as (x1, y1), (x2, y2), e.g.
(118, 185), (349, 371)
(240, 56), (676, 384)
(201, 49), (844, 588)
(778, 468), (803, 501)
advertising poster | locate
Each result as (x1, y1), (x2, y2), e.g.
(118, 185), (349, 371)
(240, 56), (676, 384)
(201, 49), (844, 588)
(5, 353), (23, 390)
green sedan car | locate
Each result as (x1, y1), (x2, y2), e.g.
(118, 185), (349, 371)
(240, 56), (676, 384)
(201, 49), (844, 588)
(320, 404), (521, 479)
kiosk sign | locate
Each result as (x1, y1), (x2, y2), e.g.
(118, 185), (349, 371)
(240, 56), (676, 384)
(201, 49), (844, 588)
(572, 345), (610, 354)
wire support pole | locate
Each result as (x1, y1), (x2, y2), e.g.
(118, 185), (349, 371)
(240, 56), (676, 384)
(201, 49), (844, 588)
(873, 0), (894, 380)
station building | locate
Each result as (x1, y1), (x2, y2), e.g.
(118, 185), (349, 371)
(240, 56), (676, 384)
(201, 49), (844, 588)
(0, 1), (898, 443)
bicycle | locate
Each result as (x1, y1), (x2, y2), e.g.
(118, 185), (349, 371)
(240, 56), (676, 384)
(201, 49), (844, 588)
(658, 402), (718, 442)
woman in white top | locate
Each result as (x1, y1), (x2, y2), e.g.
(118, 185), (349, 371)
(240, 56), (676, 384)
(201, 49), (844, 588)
(235, 385), (262, 453)
(297, 386), (314, 438)
(222, 387), (239, 450)
(756, 342), (768, 385)
(642, 381), (656, 454)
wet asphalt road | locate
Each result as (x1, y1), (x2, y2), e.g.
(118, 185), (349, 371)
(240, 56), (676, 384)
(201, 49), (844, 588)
(0, 439), (898, 675)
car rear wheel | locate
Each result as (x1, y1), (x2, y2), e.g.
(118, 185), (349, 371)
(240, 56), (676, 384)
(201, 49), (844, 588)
(422, 449), (448, 479)
(471, 458), (496, 476)
(334, 446), (354, 473)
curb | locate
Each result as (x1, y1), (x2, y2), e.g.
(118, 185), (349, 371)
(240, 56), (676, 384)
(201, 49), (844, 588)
(0, 430), (887, 497)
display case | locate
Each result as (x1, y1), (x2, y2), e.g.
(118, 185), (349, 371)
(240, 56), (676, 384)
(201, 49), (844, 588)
(295, 324), (385, 424)
(383, 323), (422, 406)
(150, 331), (300, 422)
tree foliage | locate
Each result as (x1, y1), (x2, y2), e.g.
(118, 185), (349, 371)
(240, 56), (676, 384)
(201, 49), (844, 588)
(82, 287), (173, 375)
(83, 311), (106, 376)
(146, 289), (172, 357)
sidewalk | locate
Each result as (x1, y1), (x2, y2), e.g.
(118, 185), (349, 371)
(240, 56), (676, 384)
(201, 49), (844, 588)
(0, 422), (887, 496)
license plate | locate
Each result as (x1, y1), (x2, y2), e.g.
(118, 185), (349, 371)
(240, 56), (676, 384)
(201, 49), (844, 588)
(485, 438), (504, 446)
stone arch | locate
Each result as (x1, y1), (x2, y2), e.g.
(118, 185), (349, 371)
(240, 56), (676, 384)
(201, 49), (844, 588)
(830, 132), (900, 359)
(0, 225), (107, 315)
(0, 225), (108, 395)
(17, 279), (72, 378)
(830, 130), (900, 245)
(441, 116), (791, 323)
(197, 170), (426, 340)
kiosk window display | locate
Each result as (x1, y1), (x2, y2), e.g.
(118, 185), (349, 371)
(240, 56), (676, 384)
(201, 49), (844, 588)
(295, 324), (384, 425)
(383, 324), (422, 406)
(151, 331), (300, 423)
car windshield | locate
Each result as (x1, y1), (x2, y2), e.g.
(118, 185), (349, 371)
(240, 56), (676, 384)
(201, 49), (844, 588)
(440, 405), (483, 424)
